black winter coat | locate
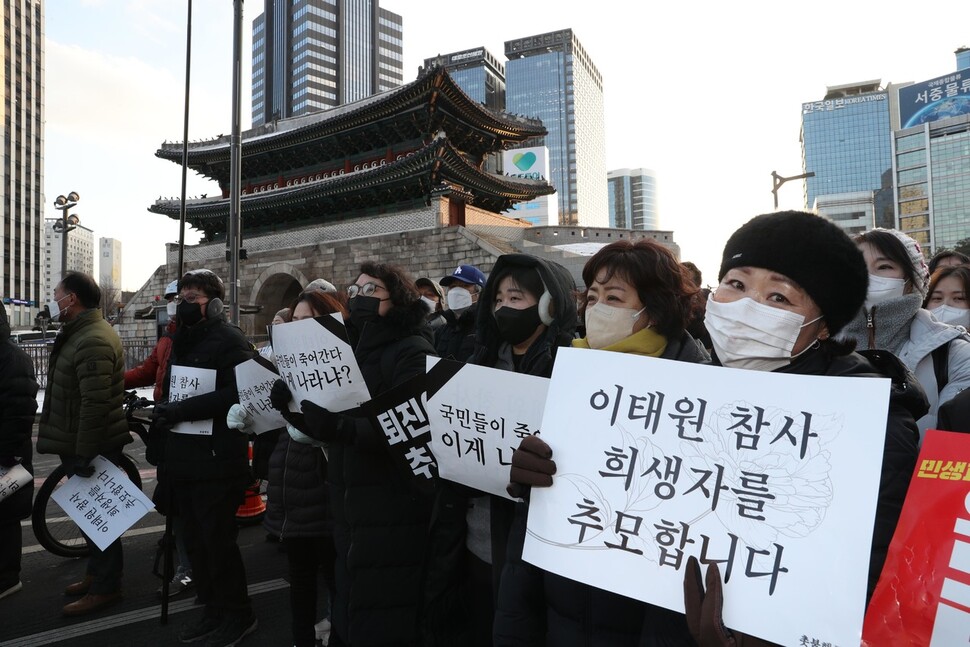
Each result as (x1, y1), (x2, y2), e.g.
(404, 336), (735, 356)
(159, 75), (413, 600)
(0, 308), (38, 522)
(263, 431), (331, 539)
(434, 304), (478, 362)
(161, 315), (255, 482)
(328, 299), (437, 646)
(494, 332), (707, 647)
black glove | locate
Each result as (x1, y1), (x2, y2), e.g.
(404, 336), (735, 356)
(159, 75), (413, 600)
(152, 402), (184, 431)
(507, 435), (557, 498)
(270, 379), (293, 412)
(683, 556), (779, 647)
(299, 400), (354, 444)
(0, 455), (19, 468)
(61, 455), (95, 478)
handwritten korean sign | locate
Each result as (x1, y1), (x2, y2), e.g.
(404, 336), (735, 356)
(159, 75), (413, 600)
(523, 348), (890, 647)
(51, 455), (155, 550)
(234, 357), (288, 435)
(0, 463), (31, 502)
(863, 429), (970, 646)
(169, 365), (217, 435)
(272, 313), (370, 413)
(426, 359), (548, 499)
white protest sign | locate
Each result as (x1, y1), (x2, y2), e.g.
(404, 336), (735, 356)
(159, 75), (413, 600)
(51, 455), (155, 551)
(271, 313), (370, 413)
(0, 463), (32, 502)
(523, 347), (890, 647)
(234, 358), (287, 435)
(169, 365), (217, 435)
(426, 359), (548, 499)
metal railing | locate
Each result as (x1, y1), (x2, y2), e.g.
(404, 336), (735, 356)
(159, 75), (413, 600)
(21, 339), (160, 390)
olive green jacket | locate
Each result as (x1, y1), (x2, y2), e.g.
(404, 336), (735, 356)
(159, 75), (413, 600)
(37, 308), (131, 458)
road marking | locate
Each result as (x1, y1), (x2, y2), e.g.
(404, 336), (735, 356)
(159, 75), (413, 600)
(22, 524), (168, 555)
(0, 579), (289, 647)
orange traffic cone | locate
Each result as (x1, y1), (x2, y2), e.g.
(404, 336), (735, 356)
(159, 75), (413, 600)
(236, 441), (266, 525)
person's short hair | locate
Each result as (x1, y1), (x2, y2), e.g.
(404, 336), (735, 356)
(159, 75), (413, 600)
(681, 261), (703, 287)
(358, 262), (420, 308)
(925, 265), (970, 308)
(291, 290), (347, 318)
(274, 307), (292, 322)
(60, 272), (101, 309)
(178, 268), (225, 300)
(929, 250), (970, 275)
(580, 239), (697, 338)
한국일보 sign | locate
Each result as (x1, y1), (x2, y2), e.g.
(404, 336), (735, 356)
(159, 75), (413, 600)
(169, 365), (217, 435)
(863, 429), (970, 646)
(234, 357), (288, 435)
(523, 347), (891, 647)
(272, 313), (370, 413)
(426, 358), (548, 499)
(51, 455), (155, 550)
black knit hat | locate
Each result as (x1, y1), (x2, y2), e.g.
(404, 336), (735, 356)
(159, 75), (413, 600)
(718, 211), (868, 336)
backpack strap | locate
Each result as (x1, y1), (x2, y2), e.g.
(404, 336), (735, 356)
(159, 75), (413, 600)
(932, 340), (951, 394)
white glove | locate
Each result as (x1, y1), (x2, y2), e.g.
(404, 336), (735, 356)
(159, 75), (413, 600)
(226, 403), (253, 431)
(286, 423), (324, 447)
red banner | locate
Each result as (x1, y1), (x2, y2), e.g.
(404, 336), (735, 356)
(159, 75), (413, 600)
(863, 429), (970, 646)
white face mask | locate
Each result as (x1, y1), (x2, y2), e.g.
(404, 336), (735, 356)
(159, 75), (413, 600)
(705, 295), (822, 372)
(865, 274), (906, 309)
(446, 287), (474, 312)
(47, 294), (70, 322)
(166, 301), (178, 317)
(584, 302), (646, 349)
(419, 295), (438, 312)
(931, 304), (970, 328)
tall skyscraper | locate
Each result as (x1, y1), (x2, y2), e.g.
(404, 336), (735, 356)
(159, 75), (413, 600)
(607, 168), (658, 230)
(505, 29), (607, 227)
(99, 237), (122, 291)
(43, 219), (94, 301)
(1, 1), (44, 328)
(251, 0), (403, 126)
(800, 80), (895, 221)
(422, 47), (505, 110)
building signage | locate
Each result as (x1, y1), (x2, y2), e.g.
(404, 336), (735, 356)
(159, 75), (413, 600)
(451, 49), (484, 63)
(801, 93), (887, 114)
(502, 146), (557, 226)
(898, 71), (970, 128)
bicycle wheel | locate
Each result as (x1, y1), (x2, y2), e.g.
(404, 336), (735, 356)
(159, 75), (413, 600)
(32, 455), (143, 559)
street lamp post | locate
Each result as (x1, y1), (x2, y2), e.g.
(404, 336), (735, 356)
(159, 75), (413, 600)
(771, 171), (814, 210)
(53, 192), (81, 278)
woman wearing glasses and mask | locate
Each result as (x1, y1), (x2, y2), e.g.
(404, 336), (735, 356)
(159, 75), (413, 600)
(272, 262), (437, 647)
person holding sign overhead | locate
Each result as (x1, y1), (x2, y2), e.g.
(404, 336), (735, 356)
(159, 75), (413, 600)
(37, 272), (131, 617)
(151, 269), (258, 647)
(496, 240), (709, 646)
(273, 262), (437, 647)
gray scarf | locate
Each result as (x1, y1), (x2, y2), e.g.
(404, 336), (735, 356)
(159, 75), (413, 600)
(839, 293), (923, 352)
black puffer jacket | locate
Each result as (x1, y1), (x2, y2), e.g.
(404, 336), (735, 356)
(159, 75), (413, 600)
(434, 303), (478, 362)
(0, 307), (38, 522)
(263, 432), (330, 539)
(329, 298), (437, 646)
(161, 314), (255, 482)
(423, 255), (578, 645)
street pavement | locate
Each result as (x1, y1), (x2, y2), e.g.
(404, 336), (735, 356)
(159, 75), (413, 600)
(0, 425), (308, 647)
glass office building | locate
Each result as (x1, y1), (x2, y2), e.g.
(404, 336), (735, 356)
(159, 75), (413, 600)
(505, 29), (607, 227)
(800, 80), (893, 214)
(423, 47), (505, 111)
(252, 0), (403, 126)
(607, 168), (658, 230)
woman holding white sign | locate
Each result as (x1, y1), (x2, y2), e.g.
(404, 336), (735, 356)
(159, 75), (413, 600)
(274, 262), (437, 647)
(497, 240), (709, 646)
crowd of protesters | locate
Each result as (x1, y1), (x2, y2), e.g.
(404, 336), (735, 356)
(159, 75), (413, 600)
(6, 210), (970, 646)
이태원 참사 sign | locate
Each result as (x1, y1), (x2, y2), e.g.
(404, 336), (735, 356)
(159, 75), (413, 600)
(523, 347), (891, 646)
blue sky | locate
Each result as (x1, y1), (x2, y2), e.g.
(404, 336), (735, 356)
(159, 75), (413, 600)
(46, 0), (969, 290)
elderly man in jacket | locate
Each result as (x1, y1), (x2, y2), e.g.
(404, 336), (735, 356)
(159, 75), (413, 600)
(37, 272), (130, 616)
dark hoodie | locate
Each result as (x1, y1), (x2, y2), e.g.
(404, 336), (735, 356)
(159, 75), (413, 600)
(0, 308), (38, 522)
(329, 297), (438, 646)
(422, 255), (578, 646)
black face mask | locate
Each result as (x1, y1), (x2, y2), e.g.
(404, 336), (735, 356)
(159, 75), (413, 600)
(177, 301), (204, 327)
(349, 295), (382, 328)
(494, 305), (543, 346)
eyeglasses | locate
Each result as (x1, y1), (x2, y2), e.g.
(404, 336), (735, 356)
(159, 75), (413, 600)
(173, 293), (209, 305)
(346, 282), (388, 299)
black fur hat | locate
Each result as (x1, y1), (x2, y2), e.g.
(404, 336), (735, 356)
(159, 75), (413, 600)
(718, 210), (868, 335)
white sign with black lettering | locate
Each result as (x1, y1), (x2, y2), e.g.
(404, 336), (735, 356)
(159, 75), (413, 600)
(169, 365), (217, 435)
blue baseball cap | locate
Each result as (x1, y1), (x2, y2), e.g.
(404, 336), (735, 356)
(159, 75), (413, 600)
(440, 264), (486, 288)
